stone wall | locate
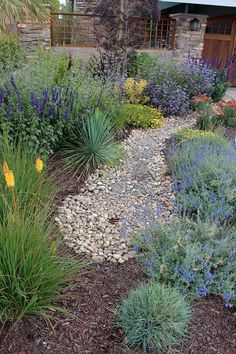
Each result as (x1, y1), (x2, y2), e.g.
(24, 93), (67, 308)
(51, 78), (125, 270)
(76, 0), (97, 12)
(170, 13), (208, 59)
(17, 19), (51, 51)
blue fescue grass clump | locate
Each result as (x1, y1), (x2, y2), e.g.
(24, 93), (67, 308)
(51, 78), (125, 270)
(169, 135), (236, 224)
(118, 282), (191, 353)
(133, 221), (236, 307)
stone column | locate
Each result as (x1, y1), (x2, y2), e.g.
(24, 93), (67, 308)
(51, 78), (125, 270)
(170, 13), (208, 59)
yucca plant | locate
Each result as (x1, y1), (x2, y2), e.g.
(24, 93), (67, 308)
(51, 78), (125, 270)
(0, 208), (80, 322)
(62, 110), (123, 175)
(118, 282), (191, 353)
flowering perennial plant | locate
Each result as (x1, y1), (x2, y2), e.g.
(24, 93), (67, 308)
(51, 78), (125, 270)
(173, 128), (223, 145)
(195, 98), (236, 130)
(0, 77), (77, 156)
(118, 103), (164, 129)
(123, 77), (148, 104)
(169, 135), (236, 224)
(35, 157), (44, 174)
(192, 94), (211, 104)
(146, 57), (230, 116)
(179, 58), (230, 100)
(148, 80), (190, 116)
(133, 221), (236, 307)
(0, 69), (120, 156)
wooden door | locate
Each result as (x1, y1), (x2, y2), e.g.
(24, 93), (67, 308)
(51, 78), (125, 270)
(202, 15), (236, 86)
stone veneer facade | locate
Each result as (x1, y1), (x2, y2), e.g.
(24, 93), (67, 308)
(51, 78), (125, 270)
(15, 6), (209, 60)
(170, 13), (208, 59)
(76, 0), (97, 12)
(17, 19), (51, 51)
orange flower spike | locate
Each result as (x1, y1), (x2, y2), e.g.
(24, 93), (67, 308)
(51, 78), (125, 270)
(35, 157), (43, 174)
(4, 170), (15, 188)
(3, 161), (9, 174)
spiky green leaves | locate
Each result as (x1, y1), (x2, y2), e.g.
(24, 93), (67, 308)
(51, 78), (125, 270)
(62, 110), (123, 175)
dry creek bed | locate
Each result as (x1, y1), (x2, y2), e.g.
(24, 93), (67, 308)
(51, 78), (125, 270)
(55, 115), (196, 263)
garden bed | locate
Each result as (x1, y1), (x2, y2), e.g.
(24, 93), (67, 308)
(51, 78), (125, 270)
(0, 46), (235, 354)
(0, 260), (235, 354)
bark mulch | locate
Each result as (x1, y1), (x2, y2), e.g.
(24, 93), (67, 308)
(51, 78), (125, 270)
(0, 260), (235, 354)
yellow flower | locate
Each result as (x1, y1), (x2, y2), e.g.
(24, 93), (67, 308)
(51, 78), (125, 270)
(3, 161), (9, 174)
(50, 241), (57, 255)
(4, 170), (15, 188)
(123, 78), (148, 104)
(35, 157), (43, 174)
(174, 128), (223, 144)
(113, 85), (120, 94)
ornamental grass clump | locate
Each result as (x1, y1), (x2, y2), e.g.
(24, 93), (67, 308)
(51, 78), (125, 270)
(118, 282), (191, 353)
(0, 209), (79, 322)
(0, 104), (86, 324)
(0, 143), (56, 222)
(0, 144), (81, 322)
(62, 110), (123, 175)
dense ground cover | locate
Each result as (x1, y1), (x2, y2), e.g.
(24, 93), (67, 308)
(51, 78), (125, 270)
(0, 35), (235, 353)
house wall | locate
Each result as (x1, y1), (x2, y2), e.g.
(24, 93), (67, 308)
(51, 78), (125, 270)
(170, 13), (208, 58)
(162, 4), (236, 18)
(162, 5), (236, 59)
(18, 20), (51, 51)
(76, 0), (97, 12)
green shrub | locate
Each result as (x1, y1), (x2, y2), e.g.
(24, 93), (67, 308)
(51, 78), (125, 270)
(0, 209), (80, 321)
(196, 101), (214, 130)
(0, 35), (26, 74)
(118, 282), (191, 353)
(62, 110), (123, 175)
(118, 104), (164, 129)
(127, 51), (155, 78)
(214, 107), (236, 128)
(196, 102), (236, 130)
(133, 221), (236, 307)
(211, 69), (230, 102)
(53, 53), (70, 86)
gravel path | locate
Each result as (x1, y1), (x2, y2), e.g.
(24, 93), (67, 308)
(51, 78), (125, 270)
(55, 116), (196, 263)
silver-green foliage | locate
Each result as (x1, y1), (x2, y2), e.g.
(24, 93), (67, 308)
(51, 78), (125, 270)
(62, 110), (123, 175)
(118, 282), (191, 353)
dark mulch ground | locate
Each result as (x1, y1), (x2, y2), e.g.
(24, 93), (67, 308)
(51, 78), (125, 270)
(0, 260), (235, 354)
